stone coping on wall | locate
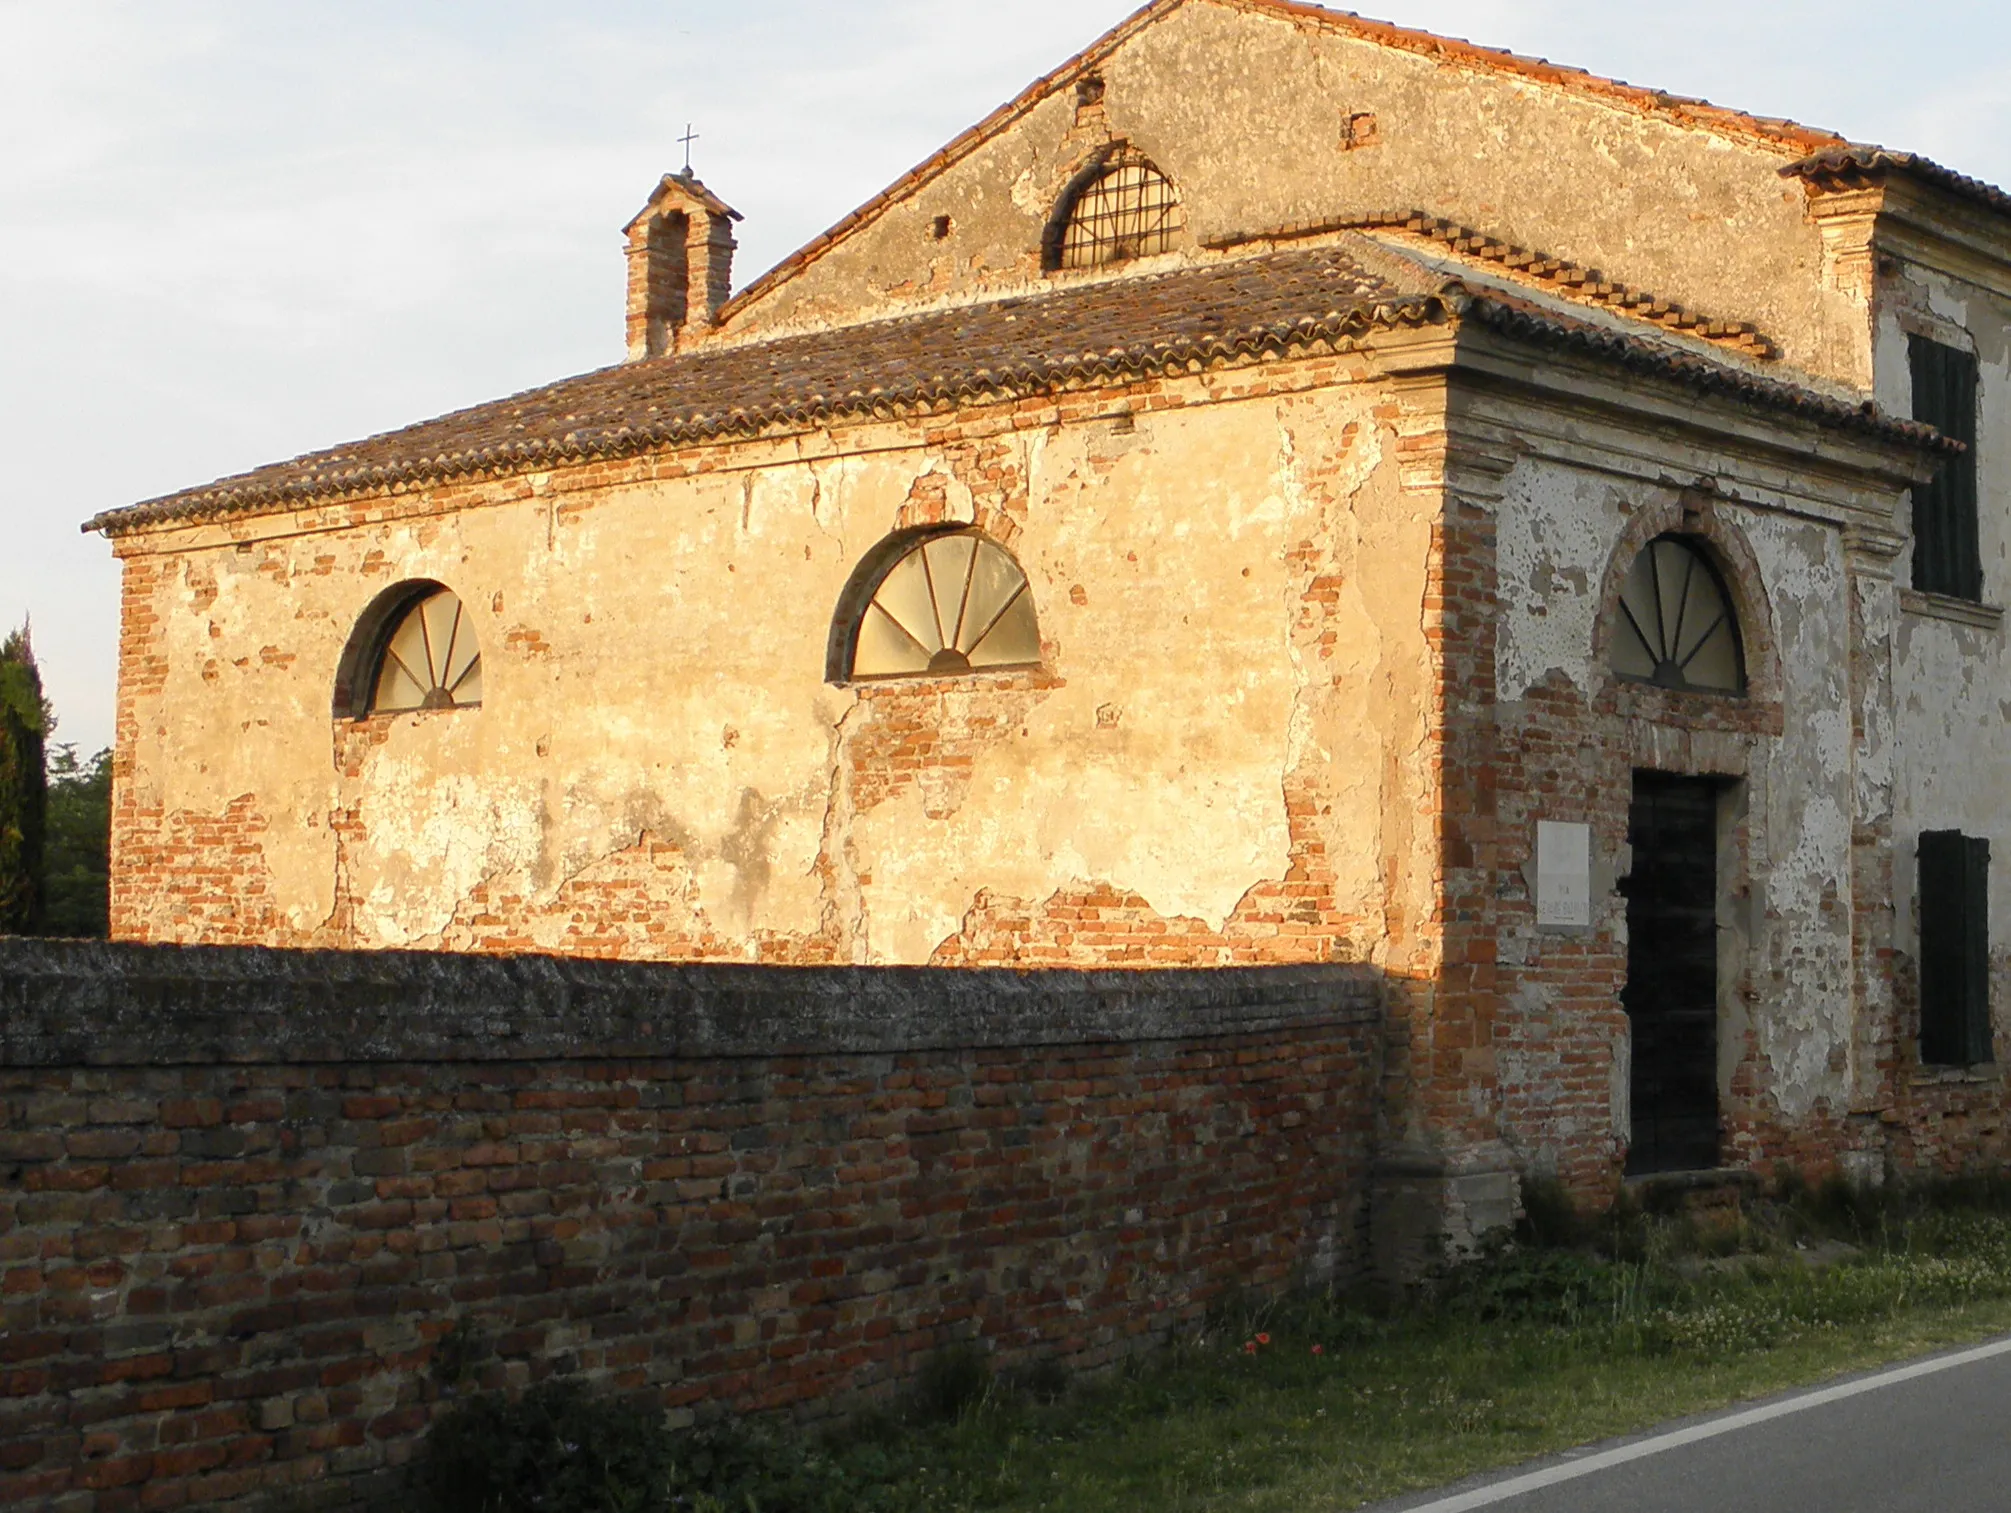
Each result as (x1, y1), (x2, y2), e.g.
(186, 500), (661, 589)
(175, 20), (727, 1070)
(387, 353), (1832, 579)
(0, 938), (1382, 1068)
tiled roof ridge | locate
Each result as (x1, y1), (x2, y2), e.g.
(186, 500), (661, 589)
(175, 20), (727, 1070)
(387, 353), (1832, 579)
(1209, 210), (1779, 358)
(714, 0), (1845, 332)
(1224, 1), (1845, 154)
(87, 288), (1452, 536)
(1784, 146), (2011, 223)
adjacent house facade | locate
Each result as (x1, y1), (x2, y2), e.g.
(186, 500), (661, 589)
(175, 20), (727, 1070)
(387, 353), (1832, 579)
(89, 0), (2011, 1221)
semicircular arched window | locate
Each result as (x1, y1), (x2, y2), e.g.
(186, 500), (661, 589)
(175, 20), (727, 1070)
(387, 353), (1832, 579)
(367, 587), (483, 713)
(1610, 534), (1745, 695)
(847, 530), (1041, 681)
(1052, 151), (1182, 270)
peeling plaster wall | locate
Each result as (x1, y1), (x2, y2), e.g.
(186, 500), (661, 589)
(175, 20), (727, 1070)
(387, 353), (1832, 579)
(1488, 447), (1862, 1187)
(1877, 247), (2011, 1167)
(111, 366), (1441, 972)
(1738, 511), (1856, 1121)
(1492, 464), (1611, 701)
(1881, 255), (2011, 925)
(723, 0), (1860, 385)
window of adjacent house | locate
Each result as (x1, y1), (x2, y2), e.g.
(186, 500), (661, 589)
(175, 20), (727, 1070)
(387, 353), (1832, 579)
(1053, 153), (1182, 270)
(1609, 534), (1746, 695)
(1910, 335), (1982, 601)
(846, 530), (1040, 680)
(368, 588), (483, 713)
(1919, 829), (1993, 1066)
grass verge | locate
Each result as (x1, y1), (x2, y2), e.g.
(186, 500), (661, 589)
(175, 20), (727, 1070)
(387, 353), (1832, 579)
(417, 1179), (2011, 1512)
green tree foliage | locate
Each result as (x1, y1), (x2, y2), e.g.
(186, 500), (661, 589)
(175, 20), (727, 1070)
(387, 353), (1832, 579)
(44, 744), (111, 938)
(0, 626), (48, 932)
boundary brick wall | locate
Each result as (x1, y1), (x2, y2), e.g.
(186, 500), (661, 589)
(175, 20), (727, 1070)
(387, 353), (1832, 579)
(0, 942), (1382, 1511)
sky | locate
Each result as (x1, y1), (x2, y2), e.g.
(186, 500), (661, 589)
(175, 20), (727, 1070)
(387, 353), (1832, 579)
(3, 1), (2008, 756)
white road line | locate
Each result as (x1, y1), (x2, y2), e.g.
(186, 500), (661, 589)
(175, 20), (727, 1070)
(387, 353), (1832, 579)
(1391, 1333), (2011, 1513)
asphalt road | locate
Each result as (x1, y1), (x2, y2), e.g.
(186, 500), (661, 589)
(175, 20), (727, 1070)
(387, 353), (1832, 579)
(1368, 1335), (2011, 1513)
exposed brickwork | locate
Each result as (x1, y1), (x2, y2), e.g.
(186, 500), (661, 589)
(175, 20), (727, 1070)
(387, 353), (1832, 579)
(107, 798), (283, 949)
(0, 946), (1379, 1511)
(1875, 947), (2011, 1177)
(846, 677), (1055, 823)
(102, 361), (1974, 1221)
(108, 353), (1407, 972)
(107, 560), (167, 948)
(1481, 494), (1899, 1198)
(1490, 674), (1629, 1193)
(931, 870), (1379, 969)
(1405, 472), (1503, 1159)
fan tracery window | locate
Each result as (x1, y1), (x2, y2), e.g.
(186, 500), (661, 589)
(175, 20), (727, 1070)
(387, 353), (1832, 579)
(368, 587), (483, 713)
(1610, 535), (1745, 695)
(1052, 152), (1182, 270)
(847, 530), (1041, 680)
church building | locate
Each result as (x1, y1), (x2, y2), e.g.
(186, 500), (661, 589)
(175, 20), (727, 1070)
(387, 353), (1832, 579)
(88, 0), (2011, 1216)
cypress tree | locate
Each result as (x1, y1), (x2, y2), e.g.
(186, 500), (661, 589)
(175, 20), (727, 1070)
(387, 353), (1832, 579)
(44, 744), (111, 938)
(0, 625), (49, 932)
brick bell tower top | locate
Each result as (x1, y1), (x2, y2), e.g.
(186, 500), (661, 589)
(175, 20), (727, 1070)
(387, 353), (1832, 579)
(621, 170), (742, 361)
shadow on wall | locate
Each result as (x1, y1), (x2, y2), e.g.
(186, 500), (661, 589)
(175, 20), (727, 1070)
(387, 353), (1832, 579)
(0, 940), (1390, 1510)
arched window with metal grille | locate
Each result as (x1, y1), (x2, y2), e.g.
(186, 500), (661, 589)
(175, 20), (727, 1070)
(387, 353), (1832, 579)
(1609, 534), (1746, 696)
(838, 529), (1041, 681)
(1050, 151), (1183, 271)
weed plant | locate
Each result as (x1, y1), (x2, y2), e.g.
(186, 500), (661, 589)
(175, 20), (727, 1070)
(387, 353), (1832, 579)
(413, 1175), (2011, 1513)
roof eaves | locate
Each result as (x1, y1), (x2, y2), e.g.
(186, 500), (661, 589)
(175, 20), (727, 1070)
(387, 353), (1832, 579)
(1210, 209), (1780, 359)
(621, 172), (745, 234)
(85, 289), (1451, 537)
(1448, 287), (1958, 454)
(1783, 146), (2011, 223)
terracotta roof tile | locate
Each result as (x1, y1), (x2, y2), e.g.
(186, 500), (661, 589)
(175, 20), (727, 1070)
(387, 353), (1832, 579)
(1209, 210), (1779, 358)
(1223, 2), (1844, 153)
(87, 245), (1950, 536)
(90, 248), (1431, 534)
(1448, 283), (1953, 456)
(1785, 147), (2011, 222)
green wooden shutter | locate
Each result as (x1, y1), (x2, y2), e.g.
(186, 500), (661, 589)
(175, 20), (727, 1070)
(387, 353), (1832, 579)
(1962, 835), (1994, 1066)
(1919, 829), (1992, 1065)
(1909, 337), (1982, 601)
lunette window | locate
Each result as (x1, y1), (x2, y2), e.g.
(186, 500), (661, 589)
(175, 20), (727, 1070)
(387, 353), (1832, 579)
(847, 531), (1040, 680)
(368, 588), (483, 713)
(1609, 535), (1746, 695)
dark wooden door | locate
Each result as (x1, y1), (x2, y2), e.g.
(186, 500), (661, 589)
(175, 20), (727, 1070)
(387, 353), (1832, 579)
(1622, 773), (1721, 1174)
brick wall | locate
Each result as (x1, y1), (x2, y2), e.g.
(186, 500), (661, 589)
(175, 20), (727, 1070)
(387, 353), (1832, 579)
(0, 942), (1381, 1511)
